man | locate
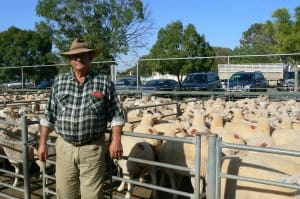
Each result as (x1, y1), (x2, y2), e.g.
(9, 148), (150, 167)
(38, 38), (124, 199)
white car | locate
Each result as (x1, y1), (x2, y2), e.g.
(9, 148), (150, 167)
(4, 81), (34, 88)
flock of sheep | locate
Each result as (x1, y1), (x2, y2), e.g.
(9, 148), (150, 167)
(0, 91), (300, 199)
(117, 94), (300, 198)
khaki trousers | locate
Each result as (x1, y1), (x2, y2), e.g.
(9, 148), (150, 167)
(55, 135), (106, 199)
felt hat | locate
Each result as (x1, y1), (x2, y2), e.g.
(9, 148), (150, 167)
(60, 38), (100, 58)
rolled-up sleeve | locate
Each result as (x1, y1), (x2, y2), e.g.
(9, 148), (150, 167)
(108, 81), (125, 127)
(40, 85), (57, 130)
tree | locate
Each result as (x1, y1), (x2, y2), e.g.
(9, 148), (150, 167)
(36, 0), (153, 63)
(233, 23), (279, 64)
(265, 7), (300, 91)
(213, 47), (233, 71)
(148, 21), (215, 84)
(0, 26), (58, 84)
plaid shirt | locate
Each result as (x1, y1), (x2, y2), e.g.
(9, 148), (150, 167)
(41, 71), (124, 143)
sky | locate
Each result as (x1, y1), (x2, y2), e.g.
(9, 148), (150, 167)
(0, 0), (299, 71)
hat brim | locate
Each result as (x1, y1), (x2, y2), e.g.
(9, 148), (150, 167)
(60, 48), (100, 58)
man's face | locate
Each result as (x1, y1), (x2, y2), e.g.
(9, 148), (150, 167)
(69, 52), (92, 71)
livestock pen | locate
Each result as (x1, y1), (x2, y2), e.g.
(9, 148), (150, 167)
(0, 90), (300, 198)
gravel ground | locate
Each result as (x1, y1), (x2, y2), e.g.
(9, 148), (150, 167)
(0, 166), (195, 199)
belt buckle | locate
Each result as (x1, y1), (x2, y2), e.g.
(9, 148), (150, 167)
(70, 140), (84, 146)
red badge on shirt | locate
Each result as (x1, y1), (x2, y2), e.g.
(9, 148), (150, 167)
(92, 91), (105, 99)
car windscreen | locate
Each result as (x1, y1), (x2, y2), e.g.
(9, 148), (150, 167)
(230, 73), (254, 81)
(286, 72), (300, 79)
(184, 74), (207, 82)
(116, 79), (137, 86)
(144, 80), (157, 86)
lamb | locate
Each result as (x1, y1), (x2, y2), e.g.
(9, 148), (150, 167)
(159, 135), (209, 199)
(271, 144), (300, 165)
(0, 126), (34, 187)
(153, 121), (187, 137)
(133, 112), (163, 155)
(244, 150), (300, 176)
(224, 116), (271, 141)
(271, 128), (300, 146)
(220, 155), (300, 199)
(115, 135), (157, 199)
(246, 134), (275, 147)
(187, 112), (211, 136)
(209, 112), (246, 155)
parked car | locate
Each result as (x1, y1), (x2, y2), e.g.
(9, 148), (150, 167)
(278, 71), (300, 91)
(181, 72), (222, 91)
(141, 79), (179, 91)
(3, 80), (34, 89)
(224, 71), (267, 92)
(114, 76), (142, 90)
(36, 79), (54, 89)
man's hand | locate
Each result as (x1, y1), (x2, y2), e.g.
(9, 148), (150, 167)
(38, 142), (48, 162)
(110, 125), (123, 159)
(109, 139), (123, 159)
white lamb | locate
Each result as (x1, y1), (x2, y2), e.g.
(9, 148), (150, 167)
(220, 155), (300, 199)
(187, 112), (211, 136)
(0, 127), (34, 187)
(115, 135), (157, 199)
(159, 135), (209, 199)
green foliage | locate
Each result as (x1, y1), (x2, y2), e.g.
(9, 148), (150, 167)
(213, 47), (233, 70)
(148, 20), (215, 83)
(233, 6), (300, 67)
(0, 26), (58, 83)
(266, 7), (300, 65)
(36, 0), (151, 62)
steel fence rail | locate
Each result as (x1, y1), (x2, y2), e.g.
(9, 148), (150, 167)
(209, 136), (300, 199)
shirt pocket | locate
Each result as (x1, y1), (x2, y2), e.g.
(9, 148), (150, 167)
(55, 94), (70, 115)
(88, 94), (105, 114)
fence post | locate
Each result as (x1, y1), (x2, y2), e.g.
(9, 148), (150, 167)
(206, 134), (217, 199)
(21, 116), (31, 199)
(194, 135), (201, 199)
(215, 137), (222, 199)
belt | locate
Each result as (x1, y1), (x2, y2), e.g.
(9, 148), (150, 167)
(63, 135), (103, 146)
(68, 139), (93, 146)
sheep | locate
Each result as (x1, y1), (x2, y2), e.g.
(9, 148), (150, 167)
(246, 134), (275, 147)
(158, 135), (209, 199)
(271, 128), (300, 146)
(244, 150), (300, 176)
(153, 121), (187, 137)
(209, 112), (226, 134)
(31, 101), (40, 113)
(224, 116), (271, 141)
(115, 135), (157, 199)
(0, 127), (34, 187)
(0, 147), (7, 168)
(271, 144), (300, 165)
(220, 156), (300, 199)
(187, 112), (210, 136)
(132, 113), (163, 156)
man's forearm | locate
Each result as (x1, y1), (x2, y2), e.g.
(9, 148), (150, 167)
(39, 125), (52, 144)
(111, 125), (123, 142)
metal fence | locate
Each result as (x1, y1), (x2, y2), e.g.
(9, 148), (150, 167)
(0, 116), (35, 199)
(0, 96), (300, 198)
(208, 135), (300, 199)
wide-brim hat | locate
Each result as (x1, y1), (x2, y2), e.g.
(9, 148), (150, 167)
(60, 38), (100, 58)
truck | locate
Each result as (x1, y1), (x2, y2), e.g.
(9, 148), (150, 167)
(3, 81), (35, 89)
(218, 63), (285, 87)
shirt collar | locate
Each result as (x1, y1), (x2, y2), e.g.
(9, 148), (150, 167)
(67, 71), (98, 82)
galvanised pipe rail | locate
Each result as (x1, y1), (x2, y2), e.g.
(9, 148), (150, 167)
(119, 131), (203, 198)
(211, 137), (300, 199)
(0, 116), (32, 199)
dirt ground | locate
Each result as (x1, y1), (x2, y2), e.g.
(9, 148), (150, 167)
(0, 165), (195, 199)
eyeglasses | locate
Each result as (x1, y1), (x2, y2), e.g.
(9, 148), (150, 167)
(69, 53), (91, 60)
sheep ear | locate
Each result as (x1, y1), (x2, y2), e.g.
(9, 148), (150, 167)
(158, 131), (164, 135)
